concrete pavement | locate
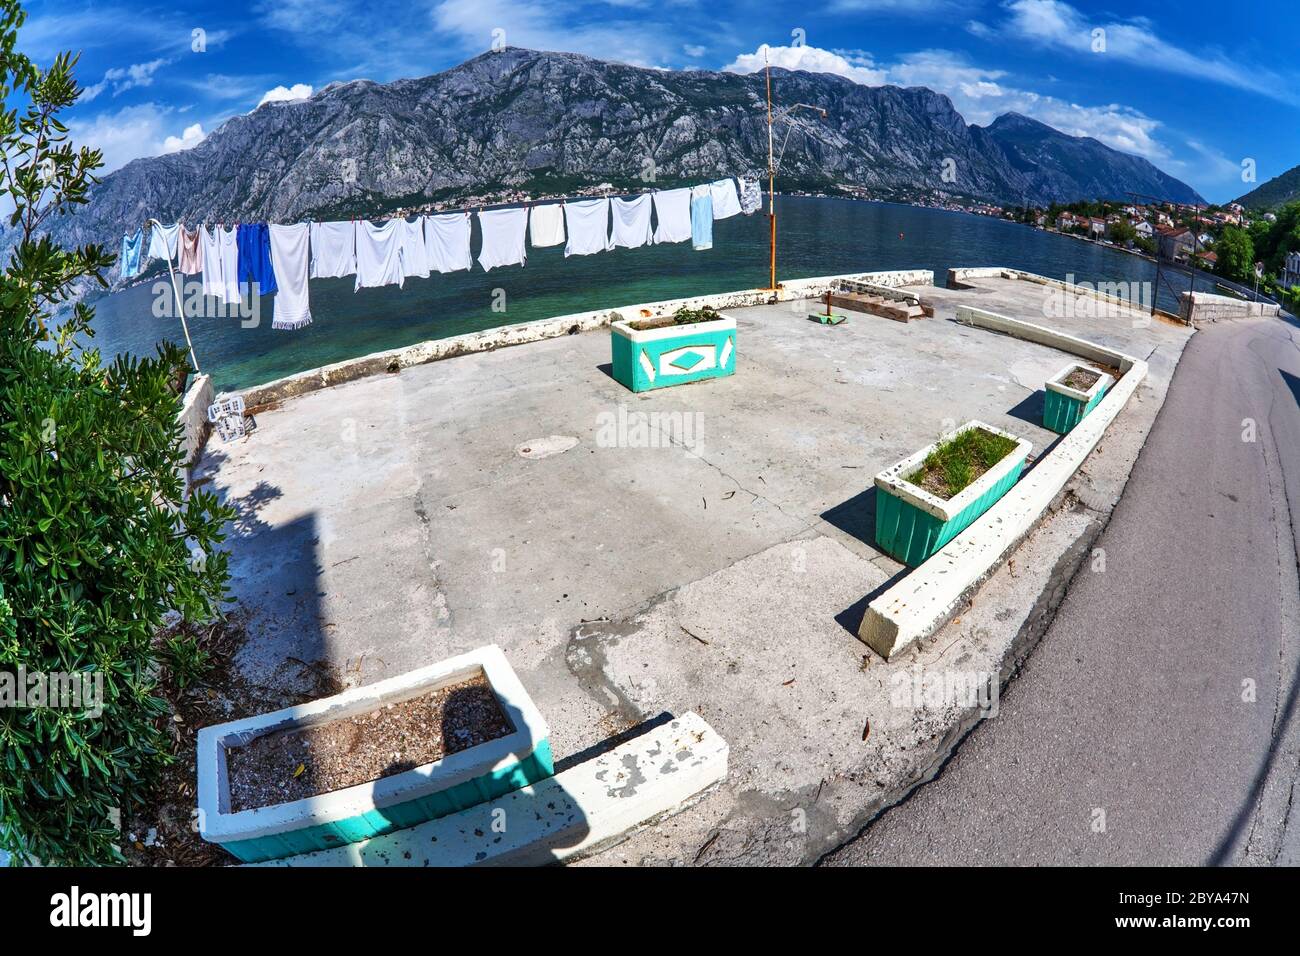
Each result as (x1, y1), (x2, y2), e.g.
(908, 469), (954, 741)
(825, 314), (1300, 866)
(197, 275), (1194, 864)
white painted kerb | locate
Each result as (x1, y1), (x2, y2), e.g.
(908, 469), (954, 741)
(253, 711), (728, 866)
(859, 307), (1147, 659)
(197, 644), (548, 845)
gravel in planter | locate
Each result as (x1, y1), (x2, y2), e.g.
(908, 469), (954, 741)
(1062, 367), (1102, 391)
(906, 427), (1020, 500)
(225, 673), (513, 812)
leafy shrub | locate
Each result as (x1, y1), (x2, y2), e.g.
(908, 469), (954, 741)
(0, 0), (234, 864)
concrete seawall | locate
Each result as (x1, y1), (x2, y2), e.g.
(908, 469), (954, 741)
(233, 269), (934, 409)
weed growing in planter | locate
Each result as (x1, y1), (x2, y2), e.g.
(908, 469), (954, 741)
(907, 427), (1020, 499)
(628, 305), (722, 331)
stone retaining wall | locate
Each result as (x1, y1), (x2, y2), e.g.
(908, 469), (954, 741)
(1180, 290), (1281, 324)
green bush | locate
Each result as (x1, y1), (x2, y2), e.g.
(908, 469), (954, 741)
(0, 0), (234, 864)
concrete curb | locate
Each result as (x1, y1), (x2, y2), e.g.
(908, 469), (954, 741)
(252, 711), (728, 866)
(233, 270), (933, 409)
(858, 306), (1147, 659)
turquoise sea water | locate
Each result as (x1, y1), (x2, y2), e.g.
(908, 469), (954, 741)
(87, 197), (1216, 392)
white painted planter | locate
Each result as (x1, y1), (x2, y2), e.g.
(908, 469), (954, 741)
(875, 421), (1032, 522)
(610, 314), (737, 391)
(873, 420), (1032, 567)
(1043, 363), (1114, 434)
(1046, 363), (1112, 403)
(197, 644), (551, 862)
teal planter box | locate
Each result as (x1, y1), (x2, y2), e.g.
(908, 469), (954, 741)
(610, 314), (736, 392)
(198, 645), (551, 863)
(874, 421), (1032, 567)
(1043, 363), (1113, 434)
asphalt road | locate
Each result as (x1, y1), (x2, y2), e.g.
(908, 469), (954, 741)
(825, 314), (1300, 866)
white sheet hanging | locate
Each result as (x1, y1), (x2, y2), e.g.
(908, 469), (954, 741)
(477, 207), (529, 271)
(563, 198), (612, 257)
(652, 188), (692, 244)
(309, 221), (356, 278)
(739, 178), (762, 215)
(709, 178), (742, 220)
(398, 217), (430, 279)
(529, 203), (566, 247)
(424, 212), (472, 273)
(215, 226), (241, 300)
(268, 223), (312, 330)
(147, 222), (179, 261)
(200, 226), (225, 300)
(610, 195), (653, 250)
(354, 219), (405, 290)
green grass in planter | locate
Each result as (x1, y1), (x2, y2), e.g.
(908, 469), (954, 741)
(906, 427), (1019, 500)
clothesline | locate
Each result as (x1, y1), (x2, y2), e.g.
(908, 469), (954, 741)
(122, 176), (763, 332)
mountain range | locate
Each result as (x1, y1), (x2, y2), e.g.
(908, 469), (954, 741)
(52, 47), (1204, 258)
(1234, 164), (1300, 210)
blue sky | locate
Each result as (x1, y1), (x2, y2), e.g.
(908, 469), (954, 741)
(26, 0), (1299, 203)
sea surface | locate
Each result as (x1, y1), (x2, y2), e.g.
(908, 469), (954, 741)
(87, 196), (1219, 392)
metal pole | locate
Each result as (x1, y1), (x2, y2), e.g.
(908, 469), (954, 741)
(148, 218), (200, 375)
(766, 50), (776, 291)
(1152, 244), (1162, 318)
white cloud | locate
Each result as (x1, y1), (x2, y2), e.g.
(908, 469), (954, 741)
(724, 43), (1171, 162)
(256, 83), (314, 108)
(830, 0), (969, 12)
(256, 0), (352, 35)
(69, 103), (205, 173)
(431, 0), (676, 68)
(1003, 0), (1298, 105)
(79, 58), (171, 103)
(1161, 140), (1247, 192)
(884, 48), (1171, 160)
(163, 122), (206, 153)
(724, 44), (887, 86)
(21, 7), (232, 62)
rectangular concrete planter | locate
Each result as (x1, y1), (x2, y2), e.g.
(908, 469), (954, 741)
(1043, 363), (1113, 434)
(197, 645), (552, 863)
(610, 314), (736, 392)
(874, 421), (1032, 567)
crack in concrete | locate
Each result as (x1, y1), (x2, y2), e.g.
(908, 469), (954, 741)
(645, 412), (824, 535)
